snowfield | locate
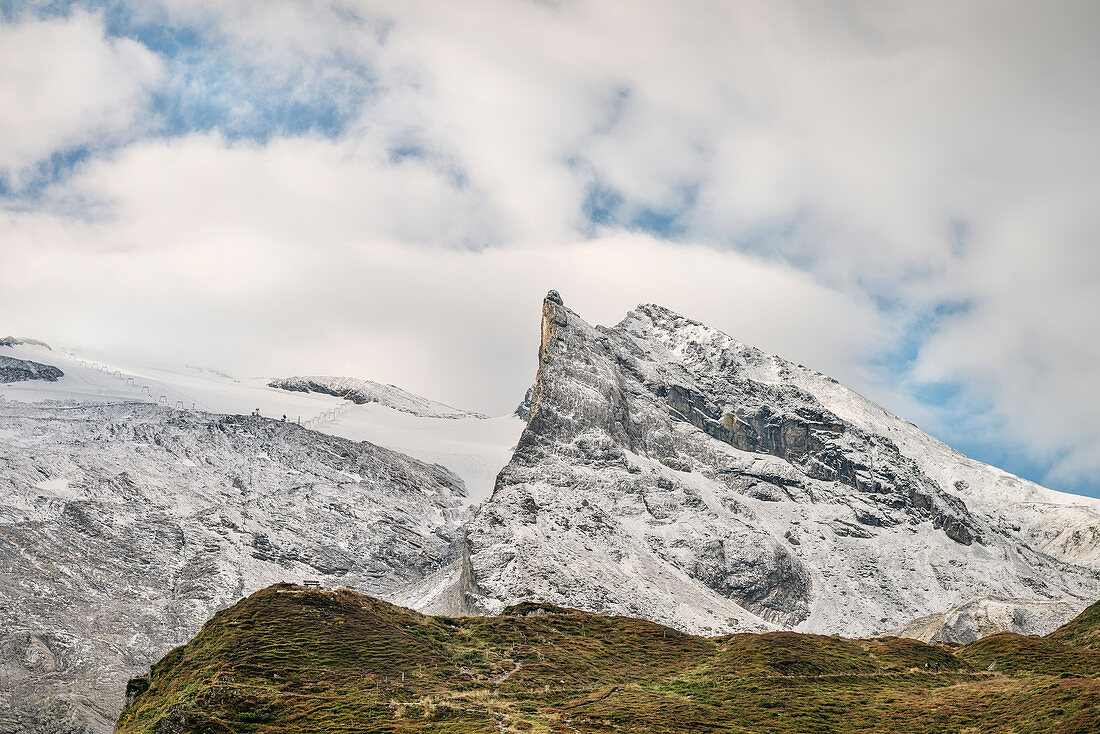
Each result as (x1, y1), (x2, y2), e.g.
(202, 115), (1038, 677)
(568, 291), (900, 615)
(0, 341), (523, 503)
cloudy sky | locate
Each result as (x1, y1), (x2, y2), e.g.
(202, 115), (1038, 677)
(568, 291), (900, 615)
(1, 1), (1098, 497)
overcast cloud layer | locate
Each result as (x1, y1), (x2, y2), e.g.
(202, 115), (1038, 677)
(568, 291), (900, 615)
(1, 1), (1098, 497)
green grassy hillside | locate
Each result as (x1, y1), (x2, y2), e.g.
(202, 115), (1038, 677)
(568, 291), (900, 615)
(115, 585), (1100, 733)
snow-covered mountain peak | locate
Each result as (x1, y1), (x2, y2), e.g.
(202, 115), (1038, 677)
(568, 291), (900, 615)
(409, 293), (1100, 639)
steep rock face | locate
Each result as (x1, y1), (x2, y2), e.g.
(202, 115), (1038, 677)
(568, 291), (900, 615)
(0, 355), (64, 383)
(0, 403), (466, 734)
(514, 386), (535, 420)
(418, 293), (1100, 637)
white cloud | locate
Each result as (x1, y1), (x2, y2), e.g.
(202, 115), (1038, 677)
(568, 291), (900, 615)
(0, 194), (889, 414)
(51, 132), (502, 250)
(0, 11), (162, 177)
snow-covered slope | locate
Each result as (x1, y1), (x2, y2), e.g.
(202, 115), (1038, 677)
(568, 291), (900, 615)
(0, 339), (521, 733)
(890, 596), (1082, 644)
(268, 375), (484, 419)
(0, 401), (469, 734)
(407, 292), (1100, 637)
(0, 341), (522, 503)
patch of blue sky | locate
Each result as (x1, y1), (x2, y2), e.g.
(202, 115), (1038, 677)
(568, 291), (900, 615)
(2, 0), (135, 25)
(722, 209), (818, 272)
(148, 63), (366, 143)
(134, 30), (373, 142)
(579, 176), (696, 238)
(388, 144), (427, 165)
(868, 296), (1098, 496)
(0, 146), (94, 207)
(942, 418), (1092, 497)
(871, 298), (972, 373)
(2, 0), (377, 209)
(8, 0), (374, 142)
(0, 0), (69, 21)
(628, 198), (692, 238)
(580, 180), (622, 230)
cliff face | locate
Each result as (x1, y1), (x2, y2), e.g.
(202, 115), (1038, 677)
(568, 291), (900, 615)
(420, 292), (1100, 636)
(0, 403), (467, 734)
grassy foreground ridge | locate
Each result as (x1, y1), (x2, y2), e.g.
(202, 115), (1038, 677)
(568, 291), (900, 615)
(116, 584), (1100, 733)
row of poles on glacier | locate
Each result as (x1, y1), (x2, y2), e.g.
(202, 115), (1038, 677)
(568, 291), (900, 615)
(301, 399), (351, 430)
(56, 347), (352, 429)
(58, 348), (197, 411)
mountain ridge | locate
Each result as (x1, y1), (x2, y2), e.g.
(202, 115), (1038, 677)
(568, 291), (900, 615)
(403, 291), (1100, 638)
(268, 375), (486, 419)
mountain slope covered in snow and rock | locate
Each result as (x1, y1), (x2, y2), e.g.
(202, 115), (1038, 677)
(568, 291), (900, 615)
(4, 293), (1100, 734)
(0, 401), (469, 734)
(0, 340), (523, 504)
(0, 340), (522, 734)
(268, 375), (485, 419)
(409, 292), (1100, 638)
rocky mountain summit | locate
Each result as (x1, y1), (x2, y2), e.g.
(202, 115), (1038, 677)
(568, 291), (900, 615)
(411, 292), (1100, 637)
(0, 337), (53, 350)
(0, 402), (467, 734)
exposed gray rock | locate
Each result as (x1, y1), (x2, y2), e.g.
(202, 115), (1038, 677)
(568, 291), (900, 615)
(407, 292), (1100, 637)
(0, 355), (63, 383)
(0, 337), (52, 349)
(892, 596), (1083, 644)
(514, 385), (535, 420)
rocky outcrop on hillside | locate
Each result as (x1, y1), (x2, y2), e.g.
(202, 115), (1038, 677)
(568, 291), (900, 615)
(0, 355), (63, 383)
(0, 337), (52, 349)
(408, 292), (1100, 637)
(514, 386), (535, 420)
(0, 402), (467, 734)
(892, 596), (1083, 644)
